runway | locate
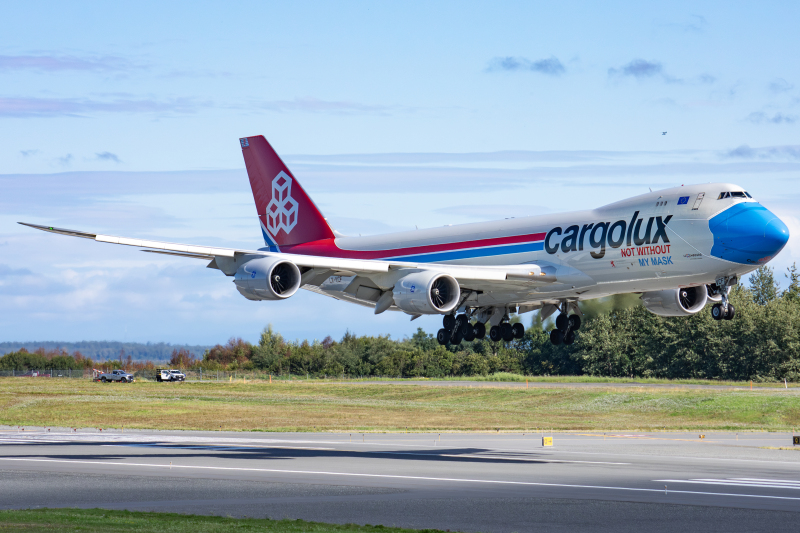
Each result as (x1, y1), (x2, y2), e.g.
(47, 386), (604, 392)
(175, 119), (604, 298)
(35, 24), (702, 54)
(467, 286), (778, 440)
(1, 428), (800, 532)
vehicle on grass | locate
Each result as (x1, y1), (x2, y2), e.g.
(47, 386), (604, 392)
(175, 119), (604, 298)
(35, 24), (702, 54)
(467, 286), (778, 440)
(22, 136), (790, 346)
(156, 369), (186, 382)
(94, 369), (134, 383)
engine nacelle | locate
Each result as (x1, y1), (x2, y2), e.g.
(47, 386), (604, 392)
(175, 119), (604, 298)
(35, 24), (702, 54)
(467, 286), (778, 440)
(234, 257), (301, 301)
(641, 286), (708, 317)
(392, 271), (460, 315)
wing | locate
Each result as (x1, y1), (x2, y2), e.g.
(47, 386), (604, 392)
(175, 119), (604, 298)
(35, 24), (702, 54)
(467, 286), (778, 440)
(19, 222), (558, 288)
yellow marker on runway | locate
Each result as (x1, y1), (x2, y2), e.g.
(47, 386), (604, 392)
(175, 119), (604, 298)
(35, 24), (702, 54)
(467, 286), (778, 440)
(543, 436), (553, 447)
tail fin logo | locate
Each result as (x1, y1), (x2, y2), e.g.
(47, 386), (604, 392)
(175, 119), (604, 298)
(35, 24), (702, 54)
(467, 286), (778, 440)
(265, 171), (298, 236)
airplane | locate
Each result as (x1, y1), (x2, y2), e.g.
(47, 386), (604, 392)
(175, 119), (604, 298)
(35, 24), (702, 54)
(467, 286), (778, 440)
(21, 135), (790, 346)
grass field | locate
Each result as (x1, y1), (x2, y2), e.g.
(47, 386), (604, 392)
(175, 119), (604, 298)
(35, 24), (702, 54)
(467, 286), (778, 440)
(352, 373), (794, 387)
(3, 379), (800, 432)
(0, 508), (449, 532)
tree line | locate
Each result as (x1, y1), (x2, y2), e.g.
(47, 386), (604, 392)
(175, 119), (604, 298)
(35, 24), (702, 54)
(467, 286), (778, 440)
(2, 265), (799, 382)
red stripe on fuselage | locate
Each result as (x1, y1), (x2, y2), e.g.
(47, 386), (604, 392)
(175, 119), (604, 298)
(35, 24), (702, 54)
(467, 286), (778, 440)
(280, 232), (547, 260)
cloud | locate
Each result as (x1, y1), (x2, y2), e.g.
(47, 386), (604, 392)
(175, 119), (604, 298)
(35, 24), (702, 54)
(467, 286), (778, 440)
(0, 96), (204, 117)
(609, 59), (663, 78)
(769, 78), (794, 94)
(746, 111), (797, 125)
(57, 154), (73, 166)
(486, 56), (565, 76)
(726, 145), (757, 158)
(19, 149), (38, 157)
(95, 151), (121, 163)
(251, 97), (399, 115)
(724, 144), (800, 160)
(0, 54), (131, 72)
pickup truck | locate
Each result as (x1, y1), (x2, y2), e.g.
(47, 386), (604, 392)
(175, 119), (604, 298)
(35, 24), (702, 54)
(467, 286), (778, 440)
(156, 369), (186, 382)
(95, 370), (134, 383)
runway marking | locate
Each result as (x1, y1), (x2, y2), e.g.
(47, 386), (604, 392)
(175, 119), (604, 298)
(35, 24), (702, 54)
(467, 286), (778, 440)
(1, 457), (800, 502)
(656, 478), (800, 490)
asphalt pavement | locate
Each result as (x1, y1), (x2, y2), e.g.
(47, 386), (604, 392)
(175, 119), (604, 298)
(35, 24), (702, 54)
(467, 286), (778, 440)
(1, 427), (799, 532)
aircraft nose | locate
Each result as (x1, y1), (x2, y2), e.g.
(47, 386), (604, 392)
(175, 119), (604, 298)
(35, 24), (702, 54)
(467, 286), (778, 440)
(764, 215), (790, 253)
(709, 203), (790, 264)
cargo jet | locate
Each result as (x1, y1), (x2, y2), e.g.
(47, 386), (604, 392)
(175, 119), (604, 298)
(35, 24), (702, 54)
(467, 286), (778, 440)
(21, 136), (790, 346)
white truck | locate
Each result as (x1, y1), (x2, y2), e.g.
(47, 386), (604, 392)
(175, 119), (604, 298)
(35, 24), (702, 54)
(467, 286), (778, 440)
(156, 369), (186, 382)
(94, 369), (134, 383)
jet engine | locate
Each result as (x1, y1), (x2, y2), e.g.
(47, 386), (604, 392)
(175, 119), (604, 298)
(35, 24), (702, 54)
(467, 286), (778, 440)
(392, 271), (460, 315)
(640, 286), (708, 317)
(234, 257), (301, 301)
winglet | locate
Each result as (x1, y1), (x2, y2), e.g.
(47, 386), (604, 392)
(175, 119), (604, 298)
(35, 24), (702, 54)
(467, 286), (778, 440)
(18, 222), (97, 239)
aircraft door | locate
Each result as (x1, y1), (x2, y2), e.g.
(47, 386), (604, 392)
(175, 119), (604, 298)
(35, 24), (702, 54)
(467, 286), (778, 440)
(692, 192), (705, 210)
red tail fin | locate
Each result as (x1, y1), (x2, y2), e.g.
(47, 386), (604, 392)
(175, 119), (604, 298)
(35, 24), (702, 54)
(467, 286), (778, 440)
(240, 136), (334, 251)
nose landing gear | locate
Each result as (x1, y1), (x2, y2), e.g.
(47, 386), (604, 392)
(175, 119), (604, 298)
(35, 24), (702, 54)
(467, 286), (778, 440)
(711, 277), (737, 321)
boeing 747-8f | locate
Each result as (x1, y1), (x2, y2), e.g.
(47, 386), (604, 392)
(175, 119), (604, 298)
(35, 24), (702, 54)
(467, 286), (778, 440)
(21, 136), (790, 345)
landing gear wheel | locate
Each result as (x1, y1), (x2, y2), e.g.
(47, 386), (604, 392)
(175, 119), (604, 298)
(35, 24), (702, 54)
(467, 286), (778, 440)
(456, 315), (471, 336)
(489, 325), (502, 343)
(501, 323), (514, 342)
(474, 322), (486, 340)
(450, 327), (463, 344)
(564, 330), (576, 345)
(443, 314), (456, 330)
(724, 304), (735, 320)
(436, 329), (449, 345)
(512, 323), (525, 339)
(555, 314), (568, 331)
(711, 303), (723, 321)
(550, 329), (563, 345)
(463, 326), (476, 342)
(569, 315), (581, 331)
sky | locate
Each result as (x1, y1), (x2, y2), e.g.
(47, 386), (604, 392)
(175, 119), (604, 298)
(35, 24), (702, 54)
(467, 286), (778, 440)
(1, 1), (799, 346)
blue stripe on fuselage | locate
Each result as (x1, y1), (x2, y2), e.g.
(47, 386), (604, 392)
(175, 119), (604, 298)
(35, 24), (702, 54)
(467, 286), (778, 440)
(386, 241), (544, 262)
(261, 226), (281, 253)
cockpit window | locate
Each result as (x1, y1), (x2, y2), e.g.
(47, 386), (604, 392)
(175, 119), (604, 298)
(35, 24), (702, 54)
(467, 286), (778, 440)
(717, 191), (751, 200)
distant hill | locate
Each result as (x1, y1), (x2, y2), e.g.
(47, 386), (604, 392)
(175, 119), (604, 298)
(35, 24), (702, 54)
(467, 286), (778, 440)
(0, 341), (212, 362)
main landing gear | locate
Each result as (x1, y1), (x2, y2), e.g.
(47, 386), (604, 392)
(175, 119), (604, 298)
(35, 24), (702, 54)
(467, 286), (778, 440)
(436, 311), (523, 345)
(710, 277), (737, 321)
(550, 311), (581, 346)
